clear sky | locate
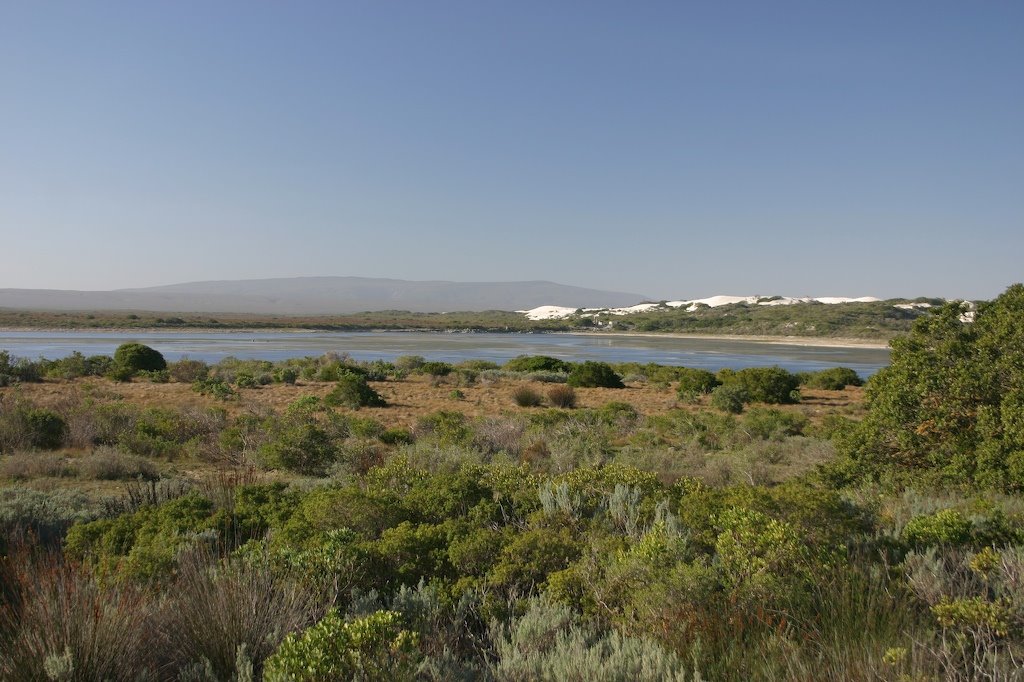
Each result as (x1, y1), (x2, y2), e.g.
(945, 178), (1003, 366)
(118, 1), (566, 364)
(2, 1), (1021, 300)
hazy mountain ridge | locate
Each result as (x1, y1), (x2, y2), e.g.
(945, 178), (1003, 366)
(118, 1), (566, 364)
(0, 277), (646, 314)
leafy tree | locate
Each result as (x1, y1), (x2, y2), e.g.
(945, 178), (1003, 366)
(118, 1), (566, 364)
(836, 284), (1024, 488)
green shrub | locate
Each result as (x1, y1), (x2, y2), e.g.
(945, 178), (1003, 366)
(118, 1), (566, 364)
(259, 422), (338, 475)
(742, 408), (808, 439)
(512, 386), (544, 407)
(903, 509), (974, 548)
(418, 361), (453, 377)
(0, 351), (43, 385)
(395, 355), (426, 371)
(272, 367), (299, 384)
(192, 378), (237, 400)
(722, 366), (800, 404)
(264, 609), (419, 682)
(711, 385), (748, 414)
(42, 351), (112, 379)
(25, 409), (67, 449)
(106, 364), (136, 382)
(380, 428), (414, 446)
(232, 372), (257, 388)
(504, 355), (572, 374)
(799, 367), (863, 390)
(113, 343), (167, 374)
(567, 361), (624, 389)
(415, 411), (471, 447)
(323, 373), (387, 409)
(676, 367), (720, 400)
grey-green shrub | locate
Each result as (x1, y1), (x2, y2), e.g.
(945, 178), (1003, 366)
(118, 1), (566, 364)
(490, 596), (689, 681)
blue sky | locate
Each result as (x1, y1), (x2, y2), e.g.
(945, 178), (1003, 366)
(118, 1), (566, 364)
(2, 1), (1021, 300)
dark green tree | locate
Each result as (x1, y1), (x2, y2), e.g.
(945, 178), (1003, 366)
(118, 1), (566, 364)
(113, 343), (167, 373)
(836, 284), (1024, 488)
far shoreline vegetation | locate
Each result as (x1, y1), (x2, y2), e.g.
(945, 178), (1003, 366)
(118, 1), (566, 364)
(0, 297), (941, 341)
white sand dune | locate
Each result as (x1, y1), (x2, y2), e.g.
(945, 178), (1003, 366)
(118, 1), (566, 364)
(520, 295), (886, 320)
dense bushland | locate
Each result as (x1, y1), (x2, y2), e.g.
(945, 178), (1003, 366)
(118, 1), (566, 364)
(1, 286), (1023, 680)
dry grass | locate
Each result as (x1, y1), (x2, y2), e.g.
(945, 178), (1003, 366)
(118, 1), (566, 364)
(1, 377), (864, 446)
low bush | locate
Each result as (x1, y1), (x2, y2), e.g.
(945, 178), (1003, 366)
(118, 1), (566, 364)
(25, 408), (67, 450)
(395, 355), (426, 371)
(0, 452), (74, 480)
(676, 367), (720, 400)
(504, 355), (573, 374)
(742, 408), (808, 440)
(567, 361), (624, 389)
(513, 386), (544, 408)
(259, 421), (338, 475)
(547, 385), (578, 409)
(235, 372), (260, 388)
(798, 367), (863, 390)
(169, 358), (209, 383)
(273, 367), (299, 384)
(711, 385), (748, 414)
(418, 361), (453, 378)
(192, 378), (237, 400)
(0, 487), (101, 545)
(264, 609), (419, 681)
(324, 373), (387, 409)
(720, 366), (800, 404)
(77, 447), (160, 481)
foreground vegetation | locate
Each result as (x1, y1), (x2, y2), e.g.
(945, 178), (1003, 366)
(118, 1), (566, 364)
(0, 297), (935, 339)
(0, 285), (1021, 680)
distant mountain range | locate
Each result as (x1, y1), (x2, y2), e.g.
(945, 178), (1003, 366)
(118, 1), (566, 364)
(0, 277), (647, 314)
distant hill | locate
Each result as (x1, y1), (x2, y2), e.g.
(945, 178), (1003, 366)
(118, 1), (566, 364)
(0, 277), (646, 314)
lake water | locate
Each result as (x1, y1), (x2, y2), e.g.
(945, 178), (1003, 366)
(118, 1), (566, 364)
(0, 331), (890, 377)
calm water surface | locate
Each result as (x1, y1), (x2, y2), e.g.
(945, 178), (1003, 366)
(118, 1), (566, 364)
(0, 331), (890, 376)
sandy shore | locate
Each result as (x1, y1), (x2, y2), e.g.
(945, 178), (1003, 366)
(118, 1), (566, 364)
(567, 330), (892, 350)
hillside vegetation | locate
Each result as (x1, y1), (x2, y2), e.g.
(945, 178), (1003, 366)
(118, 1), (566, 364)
(0, 297), (936, 340)
(0, 285), (1021, 680)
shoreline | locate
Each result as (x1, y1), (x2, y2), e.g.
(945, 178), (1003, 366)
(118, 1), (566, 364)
(566, 330), (892, 350)
(0, 325), (893, 350)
